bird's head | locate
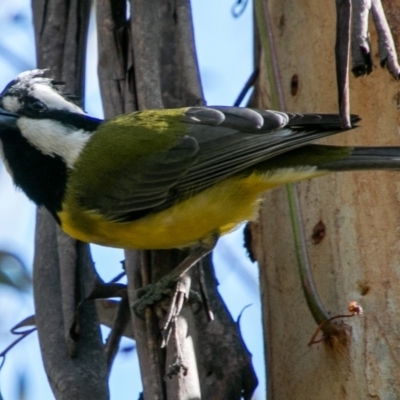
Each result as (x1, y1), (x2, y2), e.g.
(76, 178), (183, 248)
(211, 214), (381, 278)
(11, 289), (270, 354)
(0, 69), (101, 168)
(0, 69), (84, 116)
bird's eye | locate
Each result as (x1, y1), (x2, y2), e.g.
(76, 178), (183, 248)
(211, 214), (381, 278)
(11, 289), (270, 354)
(28, 99), (47, 112)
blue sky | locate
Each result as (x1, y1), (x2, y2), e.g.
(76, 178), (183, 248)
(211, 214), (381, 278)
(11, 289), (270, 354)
(0, 1), (265, 398)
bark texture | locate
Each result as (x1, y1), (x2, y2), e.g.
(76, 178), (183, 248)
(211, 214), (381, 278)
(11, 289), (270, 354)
(33, 210), (108, 399)
(251, 1), (400, 399)
(32, 1), (109, 399)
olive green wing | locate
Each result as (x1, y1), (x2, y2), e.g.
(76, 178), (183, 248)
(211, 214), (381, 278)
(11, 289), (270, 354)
(72, 134), (199, 222)
(73, 106), (355, 222)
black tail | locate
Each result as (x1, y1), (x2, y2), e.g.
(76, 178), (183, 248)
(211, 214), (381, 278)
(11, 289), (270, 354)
(286, 113), (361, 130)
(319, 147), (400, 171)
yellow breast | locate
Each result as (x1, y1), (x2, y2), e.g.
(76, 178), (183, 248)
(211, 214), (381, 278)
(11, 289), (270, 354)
(58, 168), (326, 249)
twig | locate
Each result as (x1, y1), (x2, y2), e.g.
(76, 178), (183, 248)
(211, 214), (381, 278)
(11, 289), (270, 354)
(0, 328), (36, 367)
(161, 274), (191, 348)
(335, 0), (352, 128)
(371, 0), (400, 78)
(308, 301), (363, 346)
(87, 281), (127, 300)
(233, 69), (259, 107)
(109, 270), (126, 283)
(231, 0), (249, 18)
(165, 318), (188, 379)
(105, 295), (131, 372)
(286, 184), (338, 333)
(236, 304), (252, 325)
(351, 0), (373, 77)
(10, 315), (36, 332)
(351, 0), (400, 79)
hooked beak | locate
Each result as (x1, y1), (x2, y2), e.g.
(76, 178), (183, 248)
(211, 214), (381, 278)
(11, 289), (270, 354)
(0, 107), (18, 129)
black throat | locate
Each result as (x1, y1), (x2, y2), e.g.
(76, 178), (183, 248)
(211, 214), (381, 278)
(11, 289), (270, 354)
(0, 126), (68, 223)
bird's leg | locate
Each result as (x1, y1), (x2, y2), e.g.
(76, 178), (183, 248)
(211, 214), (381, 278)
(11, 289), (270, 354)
(133, 235), (218, 319)
(160, 273), (191, 348)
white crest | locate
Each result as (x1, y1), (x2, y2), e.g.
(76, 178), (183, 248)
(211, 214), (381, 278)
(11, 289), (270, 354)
(1, 69), (84, 114)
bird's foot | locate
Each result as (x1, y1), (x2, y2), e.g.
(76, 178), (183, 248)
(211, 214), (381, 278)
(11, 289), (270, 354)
(132, 237), (217, 342)
(133, 273), (177, 317)
(133, 273), (195, 349)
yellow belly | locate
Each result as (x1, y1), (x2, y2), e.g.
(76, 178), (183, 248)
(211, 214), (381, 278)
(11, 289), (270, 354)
(58, 168), (327, 249)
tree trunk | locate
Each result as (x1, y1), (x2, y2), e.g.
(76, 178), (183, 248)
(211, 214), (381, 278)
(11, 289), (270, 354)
(32, 1), (109, 399)
(251, 1), (400, 398)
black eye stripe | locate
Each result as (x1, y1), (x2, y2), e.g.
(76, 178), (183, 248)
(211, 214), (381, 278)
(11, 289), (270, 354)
(20, 95), (47, 114)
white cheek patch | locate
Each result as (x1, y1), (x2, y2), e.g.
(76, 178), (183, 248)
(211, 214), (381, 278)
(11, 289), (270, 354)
(18, 117), (91, 168)
(2, 96), (21, 113)
(31, 84), (84, 114)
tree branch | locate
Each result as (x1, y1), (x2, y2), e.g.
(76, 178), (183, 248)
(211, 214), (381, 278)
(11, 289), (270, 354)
(31, 1), (109, 398)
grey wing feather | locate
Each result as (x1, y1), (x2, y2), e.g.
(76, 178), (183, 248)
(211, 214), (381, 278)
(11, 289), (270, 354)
(175, 108), (358, 194)
(184, 106), (289, 131)
(176, 128), (331, 194)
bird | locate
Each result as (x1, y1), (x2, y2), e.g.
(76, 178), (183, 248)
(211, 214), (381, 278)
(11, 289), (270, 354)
(1, 69), (400, 314)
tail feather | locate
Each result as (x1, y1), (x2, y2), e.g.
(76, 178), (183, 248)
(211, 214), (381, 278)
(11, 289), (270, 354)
(285, 113), (361, 130)
(319, 147), (400, 171)
(256, 144), (400, 172)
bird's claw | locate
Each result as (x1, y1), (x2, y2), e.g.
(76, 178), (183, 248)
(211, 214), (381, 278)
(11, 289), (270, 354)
(133, 276), (176, 318)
